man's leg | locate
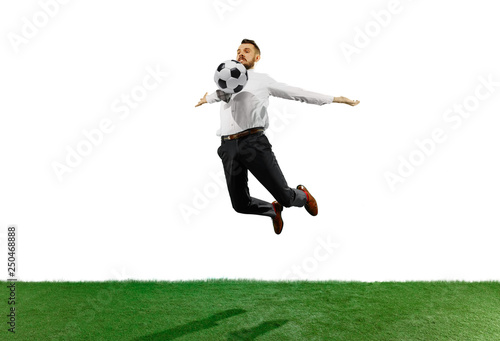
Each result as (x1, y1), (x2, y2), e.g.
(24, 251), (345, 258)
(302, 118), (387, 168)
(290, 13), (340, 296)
(239, 133), (307, 208)
(218, 140), (276, 217)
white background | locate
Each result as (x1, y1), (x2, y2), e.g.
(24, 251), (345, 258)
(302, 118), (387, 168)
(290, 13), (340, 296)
(1, 0), (499, 281)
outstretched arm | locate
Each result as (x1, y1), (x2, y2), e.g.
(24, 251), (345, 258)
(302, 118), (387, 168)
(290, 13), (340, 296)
(268, 80), (360, 107)
(333, 96), (360, 106)
(195, 91), (224, 107)
(268, 82), (334, 106)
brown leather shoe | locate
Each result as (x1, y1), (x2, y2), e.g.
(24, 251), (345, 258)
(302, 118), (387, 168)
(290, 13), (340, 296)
(297, 185), (318, 216)
(272, 201), (284, 234)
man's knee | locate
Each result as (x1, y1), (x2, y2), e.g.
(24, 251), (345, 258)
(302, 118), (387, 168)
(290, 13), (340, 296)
(232, 201), (250, 214)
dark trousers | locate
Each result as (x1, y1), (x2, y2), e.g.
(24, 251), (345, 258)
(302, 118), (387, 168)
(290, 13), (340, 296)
(217, 131), (307, 218)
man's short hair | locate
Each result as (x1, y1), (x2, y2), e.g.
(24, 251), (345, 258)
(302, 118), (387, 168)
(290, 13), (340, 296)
(241, 39), (260, 55)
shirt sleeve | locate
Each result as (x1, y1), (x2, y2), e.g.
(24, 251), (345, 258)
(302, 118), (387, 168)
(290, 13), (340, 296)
(206, 91), (221, 104)
(267, 77), (334, 106)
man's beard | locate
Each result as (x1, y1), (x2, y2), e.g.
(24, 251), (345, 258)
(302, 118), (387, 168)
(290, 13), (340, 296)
(241, 59), (255, 70)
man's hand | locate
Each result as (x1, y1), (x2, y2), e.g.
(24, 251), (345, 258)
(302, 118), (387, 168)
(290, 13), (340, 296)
(333, 96), (360, 106)
(195, 92), (208, 107)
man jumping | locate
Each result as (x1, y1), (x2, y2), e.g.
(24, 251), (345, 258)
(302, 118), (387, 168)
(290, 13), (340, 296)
(195, 39), (359, 234)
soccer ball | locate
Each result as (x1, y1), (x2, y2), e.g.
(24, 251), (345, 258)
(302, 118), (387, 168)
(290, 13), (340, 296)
(214, 60), (248, 94)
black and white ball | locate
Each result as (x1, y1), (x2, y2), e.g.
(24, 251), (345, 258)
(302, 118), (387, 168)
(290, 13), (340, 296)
(214, 60), (248, 94)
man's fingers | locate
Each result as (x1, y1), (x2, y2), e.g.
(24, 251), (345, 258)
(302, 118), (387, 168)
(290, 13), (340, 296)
(347, 99), (360, 106)
(195, 92), (209, 107)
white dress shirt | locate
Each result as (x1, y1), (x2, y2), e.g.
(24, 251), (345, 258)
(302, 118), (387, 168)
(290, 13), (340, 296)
(207, 69), (334, 136)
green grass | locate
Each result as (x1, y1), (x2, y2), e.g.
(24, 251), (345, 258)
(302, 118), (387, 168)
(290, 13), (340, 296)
(1, 280), (500, 340)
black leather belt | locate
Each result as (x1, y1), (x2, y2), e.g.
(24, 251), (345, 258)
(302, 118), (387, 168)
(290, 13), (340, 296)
(221, 127), (264, 141)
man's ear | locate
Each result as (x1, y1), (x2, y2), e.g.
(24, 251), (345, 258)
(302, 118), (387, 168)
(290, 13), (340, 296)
(255, 55), (261, 62)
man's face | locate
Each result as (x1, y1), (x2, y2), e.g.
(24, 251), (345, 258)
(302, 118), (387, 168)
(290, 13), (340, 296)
(236, 43), (260, 70)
